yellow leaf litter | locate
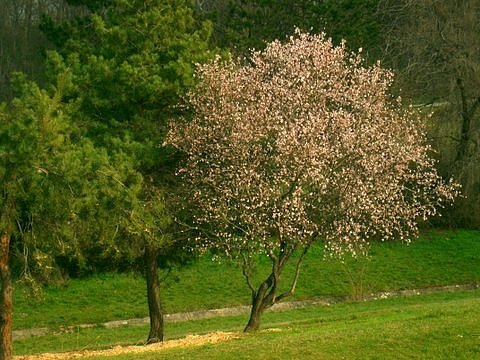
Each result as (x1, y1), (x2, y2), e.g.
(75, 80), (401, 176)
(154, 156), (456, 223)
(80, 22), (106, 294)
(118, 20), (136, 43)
(15, 331), (240, 359)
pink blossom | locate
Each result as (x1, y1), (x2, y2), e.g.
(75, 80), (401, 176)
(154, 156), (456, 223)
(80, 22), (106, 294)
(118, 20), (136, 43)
(167, 30), (459, 259)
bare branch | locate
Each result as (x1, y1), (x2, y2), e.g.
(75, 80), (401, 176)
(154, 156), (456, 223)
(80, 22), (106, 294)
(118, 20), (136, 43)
(275, 242), (311, 303)
(241, 253), (256, 295)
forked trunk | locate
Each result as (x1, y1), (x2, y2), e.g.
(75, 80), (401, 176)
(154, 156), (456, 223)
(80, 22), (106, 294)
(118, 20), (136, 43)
(0, 233), (12, 360)
(244, 285), (270, 332)
(244, 272), (276, 332)
(243, 242), (312, 332)
(145, 244), (164, 344)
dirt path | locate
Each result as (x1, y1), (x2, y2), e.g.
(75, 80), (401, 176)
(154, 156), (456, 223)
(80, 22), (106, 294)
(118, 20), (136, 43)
(14, 331), (241, 359)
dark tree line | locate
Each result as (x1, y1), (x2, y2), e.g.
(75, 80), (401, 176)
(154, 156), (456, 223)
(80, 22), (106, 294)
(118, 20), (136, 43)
(196, 0), (381, 59)
(378, 0), (480, 227)
(0, 0), (86, 99)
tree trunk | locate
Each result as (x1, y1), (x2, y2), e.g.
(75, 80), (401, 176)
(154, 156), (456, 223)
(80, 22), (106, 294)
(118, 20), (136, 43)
(244, 280), (271, 332)
(0, 233), (12, 360)
(455, 78), (479, 163)
(244, 270), (277, 332)
(243, 242), (312, 332)
(144, 243), (164, 344)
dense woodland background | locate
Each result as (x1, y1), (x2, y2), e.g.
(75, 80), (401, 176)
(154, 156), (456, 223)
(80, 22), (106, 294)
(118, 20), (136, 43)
(1, 0), (478, 230)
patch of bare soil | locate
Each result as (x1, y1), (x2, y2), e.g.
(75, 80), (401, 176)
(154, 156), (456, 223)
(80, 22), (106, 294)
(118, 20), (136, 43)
(14, 331), (241, 360)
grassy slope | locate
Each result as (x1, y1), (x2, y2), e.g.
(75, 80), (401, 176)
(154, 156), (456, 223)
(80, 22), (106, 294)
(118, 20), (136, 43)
(116, 291), (480, 360)
(15, 290), (480, 358)
(14, 229), (480, 331)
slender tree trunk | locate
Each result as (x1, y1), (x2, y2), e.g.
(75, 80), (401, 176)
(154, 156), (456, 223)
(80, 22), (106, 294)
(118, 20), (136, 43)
(244, 275), (274, 332)
(455, 78), (479, 163)
(144, 243), (164, 344)
(0, 233), (12, 360)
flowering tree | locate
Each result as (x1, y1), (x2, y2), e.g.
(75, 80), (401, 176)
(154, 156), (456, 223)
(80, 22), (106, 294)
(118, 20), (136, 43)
(167, 30), (458, 332)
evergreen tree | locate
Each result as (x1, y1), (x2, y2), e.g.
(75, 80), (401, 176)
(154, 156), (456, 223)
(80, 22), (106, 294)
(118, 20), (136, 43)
(42, 0), (213, 343)
(0, 72), (134, 360)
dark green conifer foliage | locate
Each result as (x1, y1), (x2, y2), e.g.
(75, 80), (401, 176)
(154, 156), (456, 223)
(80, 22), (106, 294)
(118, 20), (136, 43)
(0, 71), (134, 360)
(42, 0), (213, 343)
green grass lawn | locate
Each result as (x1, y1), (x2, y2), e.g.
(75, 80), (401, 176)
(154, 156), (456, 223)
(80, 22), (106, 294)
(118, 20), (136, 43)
(14, 290), (480, 358)
(14, 229), (480, 331)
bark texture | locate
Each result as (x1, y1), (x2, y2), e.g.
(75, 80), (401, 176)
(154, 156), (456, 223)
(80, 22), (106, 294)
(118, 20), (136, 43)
(0, 233), (12, 360)
(244, 273), (276, 332)
(145, 244), (164, 344)
(455, 78), (479, 163)
(244, 242), (311, 332)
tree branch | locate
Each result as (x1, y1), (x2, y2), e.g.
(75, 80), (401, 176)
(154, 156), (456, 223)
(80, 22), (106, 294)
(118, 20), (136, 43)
(468, 96), (480, 120)
(173, 218), (218, 240)
(280, 176), (299, 201)
(278, 239), (289, 267)
(265, 247), (277, 262)
(275, 242), (311, 303)
(455, 78), (474, 162)
(456, 78), (468, 120)
(241, 253), (256, 296)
